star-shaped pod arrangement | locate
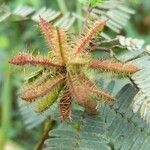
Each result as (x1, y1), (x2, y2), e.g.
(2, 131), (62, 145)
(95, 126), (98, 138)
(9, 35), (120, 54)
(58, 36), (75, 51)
(10, 17), (139, 120)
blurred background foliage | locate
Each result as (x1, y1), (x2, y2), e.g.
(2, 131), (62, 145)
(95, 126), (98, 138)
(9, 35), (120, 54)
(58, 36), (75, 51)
(0, 0), (149, 150)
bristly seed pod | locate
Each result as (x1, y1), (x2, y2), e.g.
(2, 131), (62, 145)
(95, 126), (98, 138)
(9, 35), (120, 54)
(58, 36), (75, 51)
(77, 74), (115, 101)
(73, 20), (105, 54)
(92, 89), (115, 101)
(9, 16), (139, 121)
(10, 52), (62, 68)
(21, 75), (65, 101)
(59, 86), (72, 121)
(89, 60), (139, 75)
(73, 85), (97, 115)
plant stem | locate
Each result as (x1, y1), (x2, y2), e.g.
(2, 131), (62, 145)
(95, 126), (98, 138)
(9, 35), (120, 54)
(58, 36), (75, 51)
(76, 1), (83, 32)
(0, 63), (12, 150)
(35, 120), (55, 150)
(57, 0), (68, 14)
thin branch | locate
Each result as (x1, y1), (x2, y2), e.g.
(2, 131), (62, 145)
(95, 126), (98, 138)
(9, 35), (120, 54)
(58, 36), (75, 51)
(76, 1), (83, 32)
(127, 75), (139, 91)
(57, 0), (68, 14)
(35, 120), (55, 150)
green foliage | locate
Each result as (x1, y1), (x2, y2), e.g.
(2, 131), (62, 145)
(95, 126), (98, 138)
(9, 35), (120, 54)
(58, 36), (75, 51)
(78, 0), (103, 6)
(0, 35), (9, 49)
(0, 63), (12, 149)
(90, 0), (135, 39)
(0, 5), (76, 29)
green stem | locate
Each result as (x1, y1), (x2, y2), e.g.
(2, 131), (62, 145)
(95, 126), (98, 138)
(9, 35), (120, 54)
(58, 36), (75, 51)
(0, 64), (12, 150)
(35, 120), (55, 150)
(76, 1), (83, 32)
(57, 0), (68, 14)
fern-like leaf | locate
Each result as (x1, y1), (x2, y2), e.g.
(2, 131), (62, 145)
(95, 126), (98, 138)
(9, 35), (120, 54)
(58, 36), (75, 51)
(91, 0), (135, 39)
(44, 84), (150, 149)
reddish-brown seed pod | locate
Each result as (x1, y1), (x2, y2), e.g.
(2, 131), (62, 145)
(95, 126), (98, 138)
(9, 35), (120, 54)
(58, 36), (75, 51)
(39, 16), (54, 49)
(67, 75), (97, 115)
(77, 75), (115, 101)
(9, 14), (125, 122)
(73, 85), (97, 115)
(59, 86), (72, 121)
(21, 75), (65, 101)
(9, 52), (62, 67)
(89, 60), (139, 75)
(73, 20), (105, 54)
(39, 17), (70, 64)
(92, 89), (115, 101)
